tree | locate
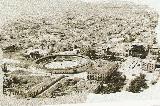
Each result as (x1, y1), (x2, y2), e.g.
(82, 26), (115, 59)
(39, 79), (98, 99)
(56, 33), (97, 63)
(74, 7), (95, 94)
(12, 77), (21, 84)
(85, 48), (98, 60)
(128, 74), (148, 93)
(100, 71), (126, 94)
(3, 45), (19, 52)
(1, 63), (8, 73)
(129, 45), (147, 59)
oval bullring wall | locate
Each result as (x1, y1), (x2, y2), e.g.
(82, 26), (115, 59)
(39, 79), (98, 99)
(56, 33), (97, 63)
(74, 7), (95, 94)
(34, 55), (92, 74)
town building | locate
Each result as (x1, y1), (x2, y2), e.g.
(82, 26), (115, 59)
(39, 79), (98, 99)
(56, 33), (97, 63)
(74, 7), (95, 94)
(147, 44), (160, 60)
(141, 59), (156, 72)
(149, 44), (160, 55)
(87, 61), (119, 81)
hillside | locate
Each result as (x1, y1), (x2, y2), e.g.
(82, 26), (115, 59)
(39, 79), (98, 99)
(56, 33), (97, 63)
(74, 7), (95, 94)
(0, 1), (159, 54)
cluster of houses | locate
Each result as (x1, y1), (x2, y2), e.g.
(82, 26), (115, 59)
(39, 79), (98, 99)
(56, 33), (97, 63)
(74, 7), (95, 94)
(20, 37), (160, 80)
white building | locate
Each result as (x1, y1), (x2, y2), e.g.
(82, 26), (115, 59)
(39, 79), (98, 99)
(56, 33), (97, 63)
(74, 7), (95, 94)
(147, 44), (160, 60)
(141, 59), (156, 72)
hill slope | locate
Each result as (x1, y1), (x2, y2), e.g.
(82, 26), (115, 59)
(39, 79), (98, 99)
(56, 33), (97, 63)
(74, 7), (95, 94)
(0, 1), (159, 54)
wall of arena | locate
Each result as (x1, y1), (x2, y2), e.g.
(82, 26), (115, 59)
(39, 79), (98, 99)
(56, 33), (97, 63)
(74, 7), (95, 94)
(34, 55), (92, 74)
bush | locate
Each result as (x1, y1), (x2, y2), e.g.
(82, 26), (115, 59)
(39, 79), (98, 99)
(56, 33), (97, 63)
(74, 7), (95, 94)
(3, 45), (20, 52)
(12, 77), (21, 84)
(1, 63), (8, 73)
(128, 74), (148, 93)
(99, 71), (126, 94)
(85, 48), (98, 60)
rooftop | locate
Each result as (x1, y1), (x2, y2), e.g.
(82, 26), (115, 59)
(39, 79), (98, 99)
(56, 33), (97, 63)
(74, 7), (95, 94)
(89, 60), (118, 74)
(142, 59), (157, 64)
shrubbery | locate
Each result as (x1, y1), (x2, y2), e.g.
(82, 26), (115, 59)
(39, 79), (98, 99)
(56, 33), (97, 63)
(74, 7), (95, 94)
(99, 71), (126, 94)
(85, 48), (98, 60)
(128, 74), (148, 93)
(3, 45), (20, 52)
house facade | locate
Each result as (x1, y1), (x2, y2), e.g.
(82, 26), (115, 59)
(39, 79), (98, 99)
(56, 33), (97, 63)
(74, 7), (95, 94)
(141, 59), (156, 72)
